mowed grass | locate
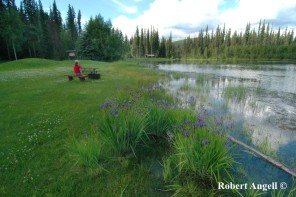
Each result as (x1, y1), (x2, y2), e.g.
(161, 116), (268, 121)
(0, 58), (162, 196)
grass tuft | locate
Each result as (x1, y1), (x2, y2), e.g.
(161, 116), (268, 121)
(70, 137), (107, 170)
(163, 118), (233, 195)
(98, 110), (148, 157)
(223, 85), (247, 101)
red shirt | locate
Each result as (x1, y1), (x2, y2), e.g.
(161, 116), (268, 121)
(73, 64), (82, 73)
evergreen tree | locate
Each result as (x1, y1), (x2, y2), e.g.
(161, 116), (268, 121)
(159, 36), (166, 57)
(49, 0), (63, 59)
(78, 15), (126, 61)
(77, 9), (82, 35)
(166, 32), (173, 58)
(2, 4), (24, 60)
(66, 4), (77, 48)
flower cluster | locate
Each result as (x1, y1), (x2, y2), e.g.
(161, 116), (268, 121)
(146, 83), (163, 91)
(186, 96), (196, 106)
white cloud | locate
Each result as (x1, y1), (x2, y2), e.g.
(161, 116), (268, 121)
(111, 0), (138, 14)
(220, 0), (296, 31)
(112, 0), (296, 40)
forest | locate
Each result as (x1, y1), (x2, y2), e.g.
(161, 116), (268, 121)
(0, 0), (129, 61)
(1, 0), (296, 61)
(130, 22), (296, 60)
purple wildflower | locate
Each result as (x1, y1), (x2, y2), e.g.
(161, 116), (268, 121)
(185, 119), (192, 125)
(99, 101), (113, 110)
(147, 83), (155, 91)
(120, 99), (132, 109)
(195, 116), (207, 128)
(202, 139), (209, 145)
(111, 108), (119, 117)
(183, 131), (190, 137)
(187, 96), (196, 105)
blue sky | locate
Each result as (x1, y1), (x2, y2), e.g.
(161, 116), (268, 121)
(15, 0), (296, 40)
(15, 0), (151, 21)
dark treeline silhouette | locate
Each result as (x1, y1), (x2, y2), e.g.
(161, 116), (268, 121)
(130, 21), (296, 60)
(178, 21), (296, 60)
(130, 26), (174, 58)
(0, 0), (128, 61)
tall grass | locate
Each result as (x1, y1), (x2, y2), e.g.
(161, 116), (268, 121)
(98, 111), (148, 157)
(70, 137), (107, 169)
(223, 85), (247, 101)
(163, 119), (233, 195)
(258, 137), (276, 158)
(71, 82), (236, 195)
(146, 107), (174, 142)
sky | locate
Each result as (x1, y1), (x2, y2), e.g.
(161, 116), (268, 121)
(15, 0), (296, 40)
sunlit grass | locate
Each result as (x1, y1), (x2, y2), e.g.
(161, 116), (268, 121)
(70, 137), (108, 170)
(163, 117), (233, 196)
(0, 58), (162, 195)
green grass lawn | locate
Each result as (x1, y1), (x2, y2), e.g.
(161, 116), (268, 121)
(2, 58), (294, 196)
(0, 58), (164, 196)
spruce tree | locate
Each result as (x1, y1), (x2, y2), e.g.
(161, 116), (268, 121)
(77, 9), (82, 35)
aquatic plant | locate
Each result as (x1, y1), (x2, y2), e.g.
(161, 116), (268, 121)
(146, 107), (174, 142)
(98, 111), (147, 157)
(223, 85), (247, 101)
(164, 119), (233, 195)
(180, 83), (191, 91)
(258, 137), (276, 158)
(170, 72), (182, 80)
(186, 95), (196, 106)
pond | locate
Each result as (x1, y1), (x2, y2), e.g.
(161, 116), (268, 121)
(154, 62), (296, 187)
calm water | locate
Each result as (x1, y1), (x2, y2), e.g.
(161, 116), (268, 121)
(155, 62), (296, 187)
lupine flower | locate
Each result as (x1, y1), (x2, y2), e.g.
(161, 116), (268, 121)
(202, 139), (209, 145)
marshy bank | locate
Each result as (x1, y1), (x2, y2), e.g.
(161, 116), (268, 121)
(0, 59), (295, 196)
(152, 61), (296, 191)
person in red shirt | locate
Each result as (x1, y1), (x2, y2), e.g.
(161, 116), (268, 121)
(73, 60), (83, 76)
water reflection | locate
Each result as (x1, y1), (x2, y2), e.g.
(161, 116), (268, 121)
(159, 63), (296, 168)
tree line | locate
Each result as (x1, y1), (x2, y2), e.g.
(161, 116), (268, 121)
(1, 0), (296, 61)
(177, 21), (296, 60)
(130, 27), (174, 58)
(129, 21), (296, 60)
(0, 0), (128, 61)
